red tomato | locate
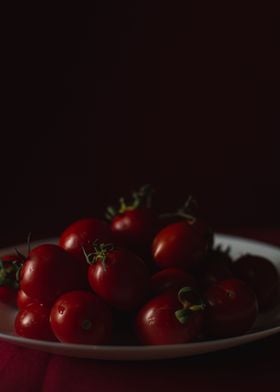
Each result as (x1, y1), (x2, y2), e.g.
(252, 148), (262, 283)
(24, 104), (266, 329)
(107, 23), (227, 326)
(150, 268), (196, 296)
(136, 287), (205, 345)
(17, 289), (39, 309)
(15, 303), (56, 341)
(204, 278), (258, 338)
(106, 185), (158, 252)
(232, 254), (279, 311)
(20, 244), (87, 305)
(0, 254), (21, 306)
(152, 219), (212, 270)
(110, 208), (158, 251)
(59, 218), (112, 265)
(50, 291), (112, 344)
(87, 244), (149, 311)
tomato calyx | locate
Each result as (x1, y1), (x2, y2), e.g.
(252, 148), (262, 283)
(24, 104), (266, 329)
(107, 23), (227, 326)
(160, 195), (198, 224)
(83, 240), (115, 270)
(105, 184), (154, 220)
(175, 287), (206, 324)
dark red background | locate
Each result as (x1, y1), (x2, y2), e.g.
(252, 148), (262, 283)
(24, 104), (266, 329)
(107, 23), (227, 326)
(1, 3), (280, 247)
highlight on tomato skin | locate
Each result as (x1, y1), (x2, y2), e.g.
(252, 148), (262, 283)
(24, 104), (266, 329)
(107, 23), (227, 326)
(15, 303), (56, 341)
(106, 185), (159, 254)
(135, 287), (205, 345)
(19, 244), (88, 305)
(152, 219), (212, 271)
(59, 218), (112, 265)
(87, 244), (150, 312)
(49, 290), (113, 345)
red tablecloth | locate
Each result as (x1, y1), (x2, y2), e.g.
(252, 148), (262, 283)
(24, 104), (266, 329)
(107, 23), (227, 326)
(1, 228), (280, 392)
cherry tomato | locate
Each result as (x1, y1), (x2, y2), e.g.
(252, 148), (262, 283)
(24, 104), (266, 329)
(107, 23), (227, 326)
(136, 287), (205, 345)
(204, 278), (258, 338)
(20, 244), (87, 305)
(15, 303), (56, 341)
(106, 185), (158, 253)
(232, 254), (279, 311)
(50, 290), (112, 344)
(87, 243), (149, 311)
(59, 218), (112, 265)
(150, 268), (196, 296)
(110, 208), (158, 251)
(194, 247), (234, 289)
(0, 254), (21, 306)
(152, 219), (212, 270)
(17, 289), (39, 309)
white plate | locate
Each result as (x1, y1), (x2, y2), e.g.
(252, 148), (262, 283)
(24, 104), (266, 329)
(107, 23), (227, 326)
(1, 234), (280, 361)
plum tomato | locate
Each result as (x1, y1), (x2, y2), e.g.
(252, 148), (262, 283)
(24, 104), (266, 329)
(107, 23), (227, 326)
(152, 219), (212, 270)
(59, 218), (112, 265)
(150, 268), (196, 296)
(204, 278), (258, 338)
(17, 289), (39, 309)
(135, 287), (205, 345)
(106, 185), (158, 252)
(232, 254), (279, 311)
(19, 244), (88, 305)
(0, 254), (22, 306)
(194, 246), (234, 289)
(87, 242), (149, 311)
(15, 303), (56, 341)
(50, 290), (113, 344)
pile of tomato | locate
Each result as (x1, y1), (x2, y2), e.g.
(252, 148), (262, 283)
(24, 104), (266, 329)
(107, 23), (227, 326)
(0, 185), (279, 345)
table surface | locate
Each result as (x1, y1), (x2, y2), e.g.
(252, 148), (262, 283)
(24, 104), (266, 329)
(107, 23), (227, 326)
(1, 228), (280, 392)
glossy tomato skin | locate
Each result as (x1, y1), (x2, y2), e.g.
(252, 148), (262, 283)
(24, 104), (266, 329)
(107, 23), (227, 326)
(17, 289), (39, 309)
(136, 289), (204, 345)
(15, 303), (56, 341)
(50, 291), (112, 344)
(150, 268), (196, 296)
(0, 254), (21, 306)
(88, 248), (149, 311)
(20, 244), (87, 305)
(152, 220), (211, 270)
(110, 208), (158, 251)
(232, 254), (279, 311)
(59, 218), (112, 265)
(204, 278), (258, 338)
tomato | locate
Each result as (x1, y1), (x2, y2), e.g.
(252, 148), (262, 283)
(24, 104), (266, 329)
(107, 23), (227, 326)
(59, 218), (112, 265)
(17, 289), (39, 309)
(15, 303), (56, 341)
(110, 208), (158, 251)
(204, 278), (258, 338)
(194, 247), (233, 289)
(50, 290), (112, 344)
(106, 185), (158, 252)
(87, 243), (149, 311)
(232, 254), (279, 311)
(135, 287), (205, 345)
(150, 268), (196, 296)
(152, 219), (212, 270)
(0, 254), (21, 306)
(20, 244), (87, 305)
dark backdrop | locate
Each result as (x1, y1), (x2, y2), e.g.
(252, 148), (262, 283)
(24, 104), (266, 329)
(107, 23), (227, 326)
(1, 3), (280, 247)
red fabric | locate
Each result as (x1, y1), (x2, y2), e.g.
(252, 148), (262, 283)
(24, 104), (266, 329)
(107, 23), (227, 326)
(1, 229), (280, 392)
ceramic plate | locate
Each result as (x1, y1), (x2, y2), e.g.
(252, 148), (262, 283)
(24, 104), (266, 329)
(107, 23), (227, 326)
(0, 234), (280, 360)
